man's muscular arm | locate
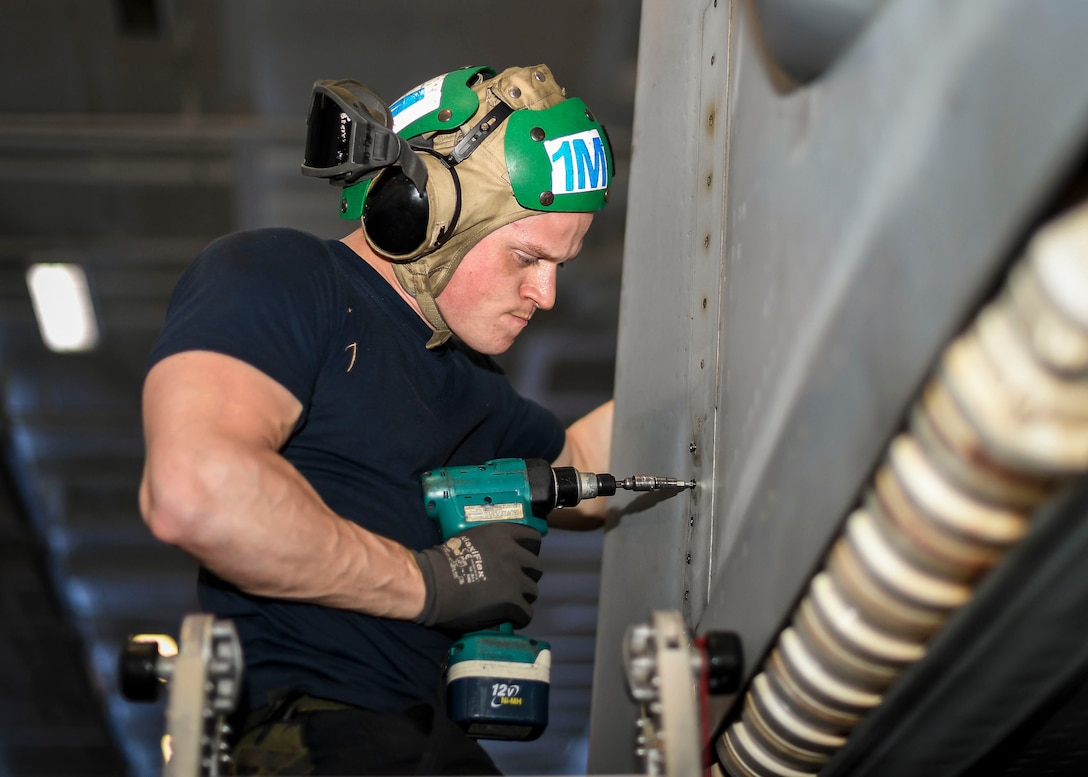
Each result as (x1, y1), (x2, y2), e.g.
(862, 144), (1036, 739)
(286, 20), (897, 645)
(139, 350), (426, 619)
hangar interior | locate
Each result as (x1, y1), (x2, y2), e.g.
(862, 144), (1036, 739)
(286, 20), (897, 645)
(0, 2), (637, 775)
(3, 2), (1088, 777)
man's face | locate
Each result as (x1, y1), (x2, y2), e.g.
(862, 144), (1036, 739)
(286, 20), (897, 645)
(436, 211), (594, 355)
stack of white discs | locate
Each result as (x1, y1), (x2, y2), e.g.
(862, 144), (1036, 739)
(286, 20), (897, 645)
(719, 201), (1088, 777)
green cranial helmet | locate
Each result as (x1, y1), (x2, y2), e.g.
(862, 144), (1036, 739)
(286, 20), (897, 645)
(311, 64), (615, 348)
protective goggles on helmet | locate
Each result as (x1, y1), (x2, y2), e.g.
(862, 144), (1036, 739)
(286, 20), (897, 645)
(301, 79), (427, 192)
(334, 66), (498, 223)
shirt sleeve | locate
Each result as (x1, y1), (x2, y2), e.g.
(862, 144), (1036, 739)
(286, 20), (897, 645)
(148, 228), (338, 408)
(496, 392), (567, 463)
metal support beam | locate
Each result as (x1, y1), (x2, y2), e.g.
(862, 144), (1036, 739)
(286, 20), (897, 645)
(591, 0), (1088, 771)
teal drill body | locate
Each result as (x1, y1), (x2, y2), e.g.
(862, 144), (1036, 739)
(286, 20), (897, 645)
(420, 457), (693, 741)
(421, 458), (555, 741)
(422, 458), (552, 539)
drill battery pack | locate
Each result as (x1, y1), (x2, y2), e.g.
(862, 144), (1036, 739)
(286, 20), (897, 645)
(446, 627), (551, 741)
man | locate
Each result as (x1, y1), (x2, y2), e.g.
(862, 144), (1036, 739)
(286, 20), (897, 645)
(140, 64), (615, 775)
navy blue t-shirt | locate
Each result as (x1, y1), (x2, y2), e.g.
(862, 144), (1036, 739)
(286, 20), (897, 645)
(148, 227), (565, 712)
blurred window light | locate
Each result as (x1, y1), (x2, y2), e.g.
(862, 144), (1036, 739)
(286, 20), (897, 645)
(26, 263), (100, 352)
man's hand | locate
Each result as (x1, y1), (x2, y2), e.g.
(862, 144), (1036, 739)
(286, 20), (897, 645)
(412, 522), (543, 632)
(551, 399), (614, 530)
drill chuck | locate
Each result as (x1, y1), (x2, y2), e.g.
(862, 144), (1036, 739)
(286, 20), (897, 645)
(550, 466), (618, 507)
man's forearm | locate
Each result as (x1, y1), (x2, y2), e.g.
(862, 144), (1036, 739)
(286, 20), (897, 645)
(140, 440), (425, 619)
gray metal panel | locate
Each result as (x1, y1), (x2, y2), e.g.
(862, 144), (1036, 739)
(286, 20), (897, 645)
(752, 0), (889, 83)
(588, 0), (729, 770)
(591, 0), (1088, 771)
(705, 0), (1088, 721)
(587, 0), (712, 770)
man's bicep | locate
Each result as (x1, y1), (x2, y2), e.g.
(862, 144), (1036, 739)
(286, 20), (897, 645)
(143, 350), (304, 452)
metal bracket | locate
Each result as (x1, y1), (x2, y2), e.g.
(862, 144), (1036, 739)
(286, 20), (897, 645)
(121, 615), (244, 777)
(625, 611), (704, 777)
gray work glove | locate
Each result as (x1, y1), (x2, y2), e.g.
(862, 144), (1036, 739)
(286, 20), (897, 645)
(413, 522), (543, 632)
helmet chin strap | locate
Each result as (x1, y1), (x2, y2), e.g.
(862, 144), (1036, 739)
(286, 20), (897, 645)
(392, 261), (453, 349)
(416, 291), (453, 349)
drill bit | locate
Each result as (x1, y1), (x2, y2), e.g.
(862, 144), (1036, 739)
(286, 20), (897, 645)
(617, 475), (696, 492)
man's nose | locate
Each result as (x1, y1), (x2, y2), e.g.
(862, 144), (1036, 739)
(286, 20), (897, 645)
(522, 264), (558, 311)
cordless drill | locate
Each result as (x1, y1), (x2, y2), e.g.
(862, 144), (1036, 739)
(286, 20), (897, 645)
(421, 457), (694, 741)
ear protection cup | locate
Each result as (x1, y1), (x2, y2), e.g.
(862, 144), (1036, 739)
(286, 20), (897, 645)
(361, 169), (429, 256)
(361, 151), (462, 262)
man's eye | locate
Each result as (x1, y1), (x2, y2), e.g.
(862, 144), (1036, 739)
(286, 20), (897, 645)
(515, 254), (537, 266)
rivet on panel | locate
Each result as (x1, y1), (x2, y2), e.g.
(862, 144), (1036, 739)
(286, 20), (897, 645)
(704, 235), (711, 249)
(533, 71), (546, 82)
(585, 109), (595, 122)
(702, 297), (708, 309)
(686, 554), (692, 564)
(530, 126), (546, 142)
(539, 191), (555, 206)
(708, 111), (715, 128)
(706, 174), (712, 188)
(690, 516), (696, 527)
(689, 442), (698, 454)
(438, 109), (453, 122)
(711, 54), (716, 66)
(700, 359), (705, 369)
(340, 198), (348, 214)
(509, 87), (522, 99)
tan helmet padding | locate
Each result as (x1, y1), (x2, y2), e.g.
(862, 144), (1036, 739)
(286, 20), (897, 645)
(389, 65), (568, 348)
